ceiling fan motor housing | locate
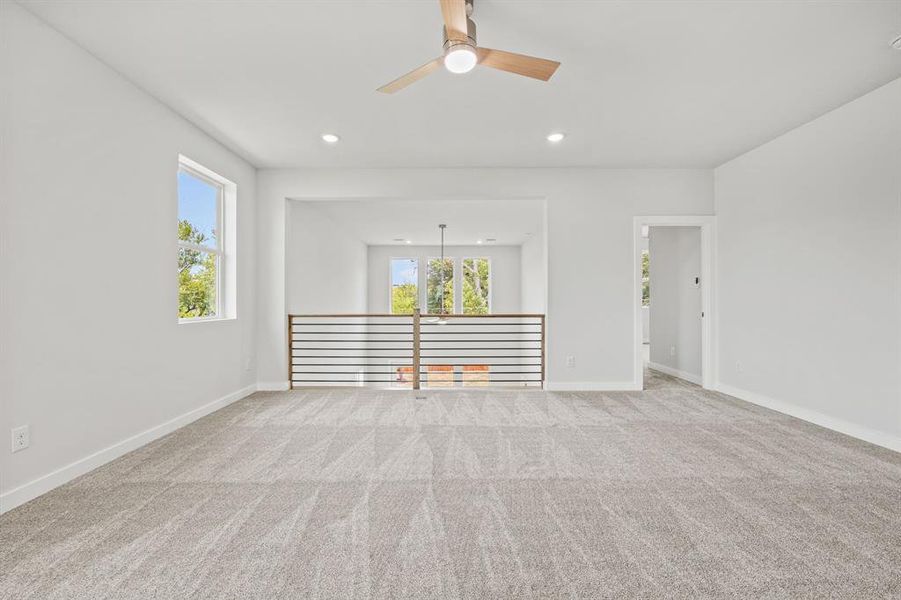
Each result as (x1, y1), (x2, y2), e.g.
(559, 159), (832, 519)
(443, 16), (477, 53)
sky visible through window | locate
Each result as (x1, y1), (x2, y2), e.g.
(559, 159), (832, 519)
(178, 170), (218, 244)
(392, 259), (417, 285)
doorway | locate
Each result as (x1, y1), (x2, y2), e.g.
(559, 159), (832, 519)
(633, 216), (715, 390)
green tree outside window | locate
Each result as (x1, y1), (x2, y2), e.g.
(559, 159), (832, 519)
(463, 258), (490, 314)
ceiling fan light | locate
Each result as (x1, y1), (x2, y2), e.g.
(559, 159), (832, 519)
(444, 45), (478, 74)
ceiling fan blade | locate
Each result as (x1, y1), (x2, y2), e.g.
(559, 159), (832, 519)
(477, 48), (560, 81)
(377, 58), (443, 94)
(439, 0), (469, 41)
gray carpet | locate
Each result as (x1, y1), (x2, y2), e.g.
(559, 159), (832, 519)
(2, 370), (901, 599)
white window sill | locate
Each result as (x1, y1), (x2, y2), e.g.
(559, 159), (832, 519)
(178, 316), (236, 325)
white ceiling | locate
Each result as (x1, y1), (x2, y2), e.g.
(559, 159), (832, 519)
(297, 198), (544, 246)
(20, 0), (901, 169)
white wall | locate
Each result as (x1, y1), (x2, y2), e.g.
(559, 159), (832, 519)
(367, 245), (521, 313)
(286, 202), (367, 314)
(648, 227), (702, 382)
(0, 3), (258, 511)
(257, 169), (713, 389)
(520, 231), (547, 314)
(715, 77), (901, 449)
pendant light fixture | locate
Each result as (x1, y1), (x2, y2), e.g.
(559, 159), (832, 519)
(427, 224), (449, 324)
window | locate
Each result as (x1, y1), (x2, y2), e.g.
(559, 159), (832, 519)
(462, 258), (490, 314)
(427, 258), (454, 314)
(641, 249), (650, 307)
(391, 258), (419, 314)
(177, 156), (234, 321)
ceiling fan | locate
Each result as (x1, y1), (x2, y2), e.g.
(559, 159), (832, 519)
(377, 0), (560, 94)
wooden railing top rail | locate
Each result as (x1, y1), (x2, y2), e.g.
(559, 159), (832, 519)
(290, 313), (545, 319)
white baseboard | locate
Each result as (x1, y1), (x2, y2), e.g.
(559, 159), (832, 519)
(647, 362), (702, 385)
(0, 384), (258, 515)
(546, 381), (641, 392)
(256, 381), (290, 391)
(715, 382), (901, 454)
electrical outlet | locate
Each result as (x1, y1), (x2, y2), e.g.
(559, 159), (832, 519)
(565, 356), (575, 368)
(736, 361), (744, 373)
(243, 357), (253, 371)
(670, 346), (676, 357)
(11, 426), (29, 453)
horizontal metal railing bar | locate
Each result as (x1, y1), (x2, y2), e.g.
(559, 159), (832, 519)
(297, 372), (415, 375)
(419, 313), (545, 318)
(292, 347), (412, 350)
(290, 331), (538, 335)
(293, 380), (412, 384)
(291, 340), (412, 343)
(292, 379), (542, 383)
(290, 316), (541, 320)
(291, 339), (537, 342)
(288, 368), (539, 373)
(303, 365), (537, 375)
(291, 325), (539, 329)
(419, 355), (540, 358)
(291, 324), (411, 328)
(413, 347), (540, 350)
(420, 350), (541, 354)
(420, 333), (541, 336)
(291, 314), (541, 319)
(292, 363), (413, 366)
(291, 339), (538, 343)
(419, 365), (541, 367)
(419, 323), (542, 326)
(291, 325), (412, 328)
(292, 363), (541, 367)
(291, 333), (414, 336)
(291, 378), (407, 381)
(417, 371), (540, 375)
(292, 347), (538, 351)
(290, 313), (412, 318)
(290, 326), (539, 330)
(293, 346), (538, 350)
(292, 355), (413, 359)
(421, 379), (542, 382)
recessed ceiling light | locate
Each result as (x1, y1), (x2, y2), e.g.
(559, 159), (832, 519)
(476, 240), (483, 244)
(405, 240), (412, 244)
(891, 35), (901, 50)
(546, 132), (565, 143)
(321, 133), (340, 143)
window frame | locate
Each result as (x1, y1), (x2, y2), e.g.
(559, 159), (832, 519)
(389, 257), (420, 315)
(462, 256), (492, 315)
(177, 158), (230, 324)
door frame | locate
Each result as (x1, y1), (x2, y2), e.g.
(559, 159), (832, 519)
(633, 215), (716, 390)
